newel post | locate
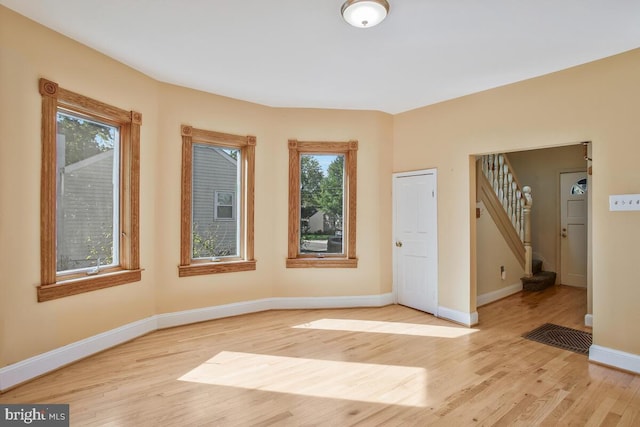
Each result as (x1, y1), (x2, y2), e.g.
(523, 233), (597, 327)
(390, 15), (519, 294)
(522, 186), (533, 278)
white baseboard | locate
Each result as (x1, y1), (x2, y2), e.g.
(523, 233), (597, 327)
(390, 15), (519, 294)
(272, 293), (395, 310)
(156, 298), (274, 329)
(0, 317), (157, 392)
(437, 306), (479, 327)
(589, 344), (640, 375)
(157, 293), (394, 329)
(477, 283), (523, 307)
(585, 313), (593, 327)
(0, 293), (393, 391)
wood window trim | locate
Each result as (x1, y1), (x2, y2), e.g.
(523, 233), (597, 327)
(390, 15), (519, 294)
(287, 139), (358, 268)
(179, 125), (256, 277)
(38, 78), (142, 302)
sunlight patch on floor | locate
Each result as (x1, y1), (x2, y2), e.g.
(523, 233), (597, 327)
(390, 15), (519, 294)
(292, 318), (477, 338)
(178, 351), (428, 407)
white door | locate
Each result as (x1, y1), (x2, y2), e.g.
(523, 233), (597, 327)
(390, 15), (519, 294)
(560, 171), (588, 287)
(393, 170), (438, 314)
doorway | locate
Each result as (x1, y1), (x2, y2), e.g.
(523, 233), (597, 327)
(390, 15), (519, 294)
(392, 169), (438, 314)
(474, 144), (591, 324)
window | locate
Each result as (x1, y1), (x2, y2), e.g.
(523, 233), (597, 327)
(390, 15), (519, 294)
(38, 78), (142, 302)
(570, 178), (588, 195)
(287, 139), (358, 268)
(179, 125), (256, 276)
(214, 191), (235, 220)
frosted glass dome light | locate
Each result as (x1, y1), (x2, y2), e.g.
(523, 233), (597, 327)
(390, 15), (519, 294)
(341, 0), (390, 28)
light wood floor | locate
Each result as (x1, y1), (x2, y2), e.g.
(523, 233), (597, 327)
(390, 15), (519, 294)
(1, 285), (639, 426)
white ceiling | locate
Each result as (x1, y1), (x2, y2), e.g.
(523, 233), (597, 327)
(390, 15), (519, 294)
(2, 0), (640, 114)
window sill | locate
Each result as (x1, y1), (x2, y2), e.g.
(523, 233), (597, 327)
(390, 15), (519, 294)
(286, 258), (358, 268)
(38, 269), (142, 302)
(178, 260), (257, 277)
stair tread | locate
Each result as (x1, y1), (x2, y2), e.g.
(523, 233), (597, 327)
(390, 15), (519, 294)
(522, 271), (556, 282)
(521, 270), (556, 291)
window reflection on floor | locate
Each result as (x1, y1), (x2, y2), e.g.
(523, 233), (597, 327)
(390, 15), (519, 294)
(293, 318), (477, 338)
(179, 351), (428, 407)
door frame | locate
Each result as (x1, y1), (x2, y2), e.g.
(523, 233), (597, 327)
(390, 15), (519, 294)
(392, 168), (439, 313)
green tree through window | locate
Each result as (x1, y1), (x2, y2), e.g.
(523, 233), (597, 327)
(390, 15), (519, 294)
(318, 155), (344, 232)
(57, 112), (114, 165)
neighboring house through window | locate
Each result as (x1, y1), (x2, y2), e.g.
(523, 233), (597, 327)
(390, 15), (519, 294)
(287, 139), (358, 268)
(179, 125), (256, 276)
(38, 78), (142, 302)
(214, 191), (235, 220)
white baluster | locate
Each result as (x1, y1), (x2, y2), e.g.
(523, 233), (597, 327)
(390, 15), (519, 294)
(511, 181), (517, 225)
(507, 173), (513, 212)
(502, 164), (509, 208)
(516, 190), (522, 240)
(520, 191), (524, 240)
(493, 155), (500, 194)
(497, 155), (504, 200)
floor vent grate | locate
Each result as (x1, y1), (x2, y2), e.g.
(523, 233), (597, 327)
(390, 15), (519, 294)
(522, 323), (592, 355)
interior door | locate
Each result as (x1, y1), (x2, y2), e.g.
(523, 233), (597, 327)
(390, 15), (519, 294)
(393, 170), (438, 314)
(560, 171), (588, 287)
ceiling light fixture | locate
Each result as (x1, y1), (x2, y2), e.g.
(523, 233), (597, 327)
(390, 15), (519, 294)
(341, 0), (390, 28)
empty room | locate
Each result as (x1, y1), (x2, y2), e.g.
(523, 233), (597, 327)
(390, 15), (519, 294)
(1, 1), (640, 425)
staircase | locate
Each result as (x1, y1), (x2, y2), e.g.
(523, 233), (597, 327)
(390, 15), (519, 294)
(477, 154), (533, 277)
(477, 153), (557, 290)
(522, 259), (557, 291)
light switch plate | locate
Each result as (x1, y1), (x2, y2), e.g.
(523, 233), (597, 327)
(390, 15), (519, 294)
(609, 194), (640, 211)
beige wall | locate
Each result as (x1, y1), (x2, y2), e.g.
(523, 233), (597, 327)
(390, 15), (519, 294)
(394, 48), (640, 355)
(0, 7), (159, 366)
(508, 145), (587, 276)
(0, 6), (393, 365)
(154, 86), (393, 314)
(475, 201), (524, 297)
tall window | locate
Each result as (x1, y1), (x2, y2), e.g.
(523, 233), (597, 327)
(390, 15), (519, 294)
(56, 110), (120, 273)
(39, 78), (142, 302)
(179, 125), (256, 277)
(287, 140), (358, 268)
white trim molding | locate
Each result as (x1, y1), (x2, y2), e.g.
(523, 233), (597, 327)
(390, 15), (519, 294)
(437, 306), (479, 327)
(585, 313), (593, 327)
(156, 298), (272, 329)
(272, 294), (395, 310)
(477, 282), (523, 307)
(157, 294), (394, 329)
(0, 293), (393, 391)
(0, 317), (157, 392)
(589, 345), (640, 375)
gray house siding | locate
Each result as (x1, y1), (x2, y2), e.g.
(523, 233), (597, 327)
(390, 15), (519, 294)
(56, 143), (239, 269)
(192, 144), (239, 258)
(57, 149), (115, 271)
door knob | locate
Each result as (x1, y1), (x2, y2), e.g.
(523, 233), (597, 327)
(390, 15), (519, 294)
(395, 241), (403, 247)
(561, 227), (567, 238)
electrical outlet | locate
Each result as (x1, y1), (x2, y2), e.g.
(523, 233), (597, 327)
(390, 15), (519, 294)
(609, 194), (640, 211)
